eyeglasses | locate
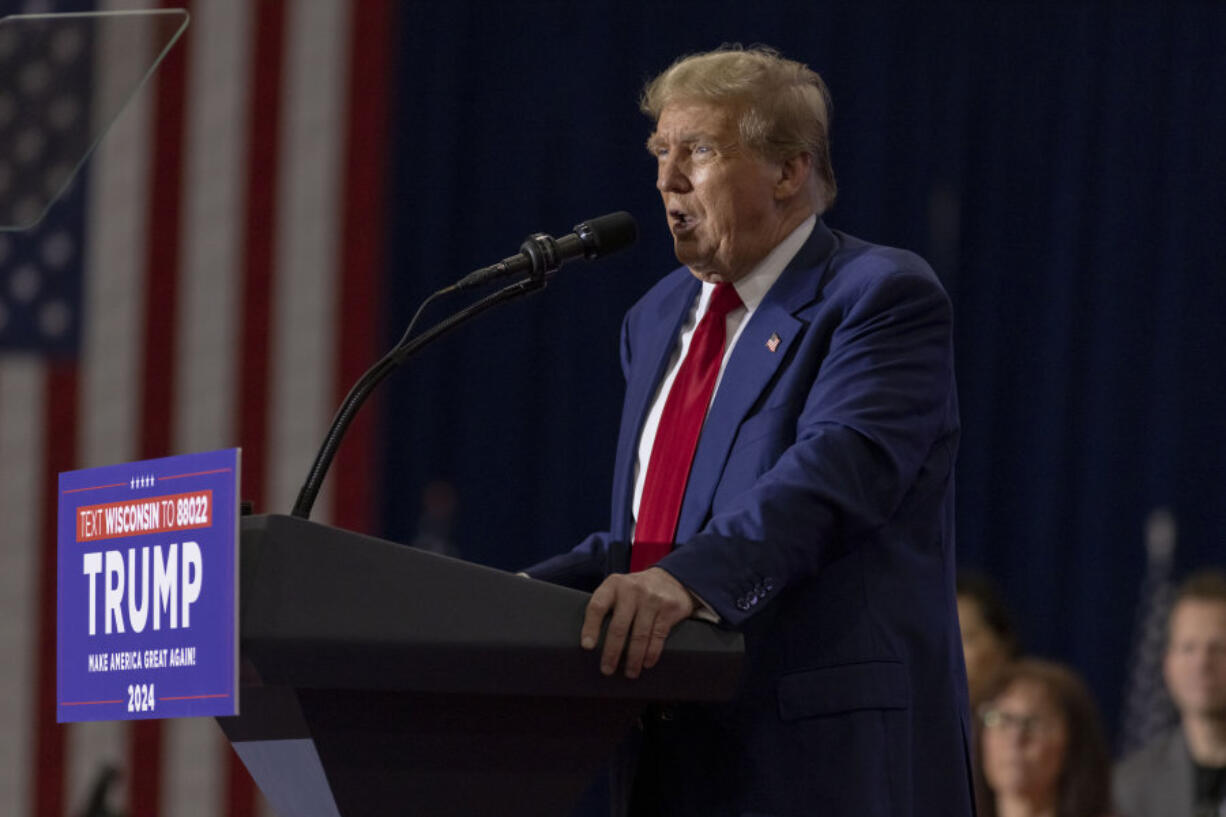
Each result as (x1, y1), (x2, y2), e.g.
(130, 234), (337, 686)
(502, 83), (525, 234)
(979, 707), (1058, 738)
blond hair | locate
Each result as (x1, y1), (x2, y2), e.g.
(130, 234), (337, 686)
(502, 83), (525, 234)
(640, 44), (837, 211)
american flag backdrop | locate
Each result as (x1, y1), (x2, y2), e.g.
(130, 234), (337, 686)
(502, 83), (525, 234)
(0, 1), (391, 816)
(1116, 508), (1180, 758)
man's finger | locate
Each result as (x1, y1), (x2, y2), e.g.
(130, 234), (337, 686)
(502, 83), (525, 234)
(622, 594), (663, 679)
(581, 580), (616, 651)
(641, 616), (675, 670)
(600, 588), (639, 675)
(641, 588), (691, 669)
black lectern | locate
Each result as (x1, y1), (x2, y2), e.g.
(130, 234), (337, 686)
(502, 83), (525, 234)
(218, 514), (744, 817)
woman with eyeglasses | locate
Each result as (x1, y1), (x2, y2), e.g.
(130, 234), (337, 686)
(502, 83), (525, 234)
(974, 659), (1112, 817)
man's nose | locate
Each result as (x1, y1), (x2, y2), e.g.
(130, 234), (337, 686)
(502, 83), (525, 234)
(657, 155), (691, 193)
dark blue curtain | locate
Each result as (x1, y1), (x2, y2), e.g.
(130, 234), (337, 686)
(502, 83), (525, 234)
(379, 2), (1226, 741)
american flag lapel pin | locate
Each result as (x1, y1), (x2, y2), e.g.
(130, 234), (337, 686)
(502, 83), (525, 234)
(766, 332), (781, 353)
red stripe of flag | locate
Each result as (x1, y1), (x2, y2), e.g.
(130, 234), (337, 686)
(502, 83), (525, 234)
(332, 0), (393, 534)
(237, 0), (284, 521)
(35, 362), (78, 817)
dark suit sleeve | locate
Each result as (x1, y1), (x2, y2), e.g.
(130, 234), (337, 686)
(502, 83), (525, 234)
(656, 262), (957, 627)
(523, 531), (629, 592)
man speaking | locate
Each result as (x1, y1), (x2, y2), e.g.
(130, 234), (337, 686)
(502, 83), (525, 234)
(526, 45), (975, 817)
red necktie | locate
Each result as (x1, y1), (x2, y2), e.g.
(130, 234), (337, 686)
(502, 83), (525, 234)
(631, 282), (743, 571)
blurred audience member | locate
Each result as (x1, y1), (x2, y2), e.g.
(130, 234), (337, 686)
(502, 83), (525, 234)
(959, 571), (1021, 708)
(411, 478), (461, 558)
(975, 659), (1111, 817)
(1114, 569), (1226, 817)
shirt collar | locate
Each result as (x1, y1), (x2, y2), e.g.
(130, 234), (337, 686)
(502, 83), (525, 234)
(699, 214), (817, 314)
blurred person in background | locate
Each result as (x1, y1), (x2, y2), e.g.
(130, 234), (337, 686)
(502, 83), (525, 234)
(1114, 569), (1226, 817)
(959, 571), (1022, 709)
(411, 478), (462, 558)
(975, 659), (1111, 817)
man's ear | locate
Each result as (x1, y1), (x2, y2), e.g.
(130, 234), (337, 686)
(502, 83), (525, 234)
(774, 152), (813, 200)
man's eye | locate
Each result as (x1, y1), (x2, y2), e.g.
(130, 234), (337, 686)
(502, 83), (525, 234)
(694, 145), (713, 155)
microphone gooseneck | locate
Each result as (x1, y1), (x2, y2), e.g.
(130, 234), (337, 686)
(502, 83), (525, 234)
(290, 211), (639, 520)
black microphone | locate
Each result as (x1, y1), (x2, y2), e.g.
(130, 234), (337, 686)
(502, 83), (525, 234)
(452, 211), (637, 291)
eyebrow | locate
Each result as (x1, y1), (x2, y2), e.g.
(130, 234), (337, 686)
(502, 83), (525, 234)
(645, 131), (716, 153)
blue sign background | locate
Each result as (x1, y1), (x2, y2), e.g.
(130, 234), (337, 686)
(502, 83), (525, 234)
(57, 448), (240, 722)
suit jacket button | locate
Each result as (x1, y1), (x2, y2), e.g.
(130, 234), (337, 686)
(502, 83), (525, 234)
(763, 578), (775, 592)
(735, 598), (750, 612)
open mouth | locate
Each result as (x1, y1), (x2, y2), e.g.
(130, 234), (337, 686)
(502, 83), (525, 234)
(669, 209), (695, 234)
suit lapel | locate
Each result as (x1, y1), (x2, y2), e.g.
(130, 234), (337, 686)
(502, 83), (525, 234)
(675, 221), (837, 542)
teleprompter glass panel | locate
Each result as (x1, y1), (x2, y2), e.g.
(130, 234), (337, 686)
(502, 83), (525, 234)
(0, 9), (189, 231)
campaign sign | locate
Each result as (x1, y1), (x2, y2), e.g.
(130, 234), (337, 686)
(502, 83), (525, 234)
(57, 449), (240, 722)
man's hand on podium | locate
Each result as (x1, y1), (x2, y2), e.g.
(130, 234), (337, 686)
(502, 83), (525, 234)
(581, 567), (695, 679)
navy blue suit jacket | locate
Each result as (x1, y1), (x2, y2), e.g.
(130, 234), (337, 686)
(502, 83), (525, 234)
(529, 221), (976, 817)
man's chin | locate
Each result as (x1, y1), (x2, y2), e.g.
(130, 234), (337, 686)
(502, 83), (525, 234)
(671, 244), (705, 273)
(671, 243), (733, 283)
